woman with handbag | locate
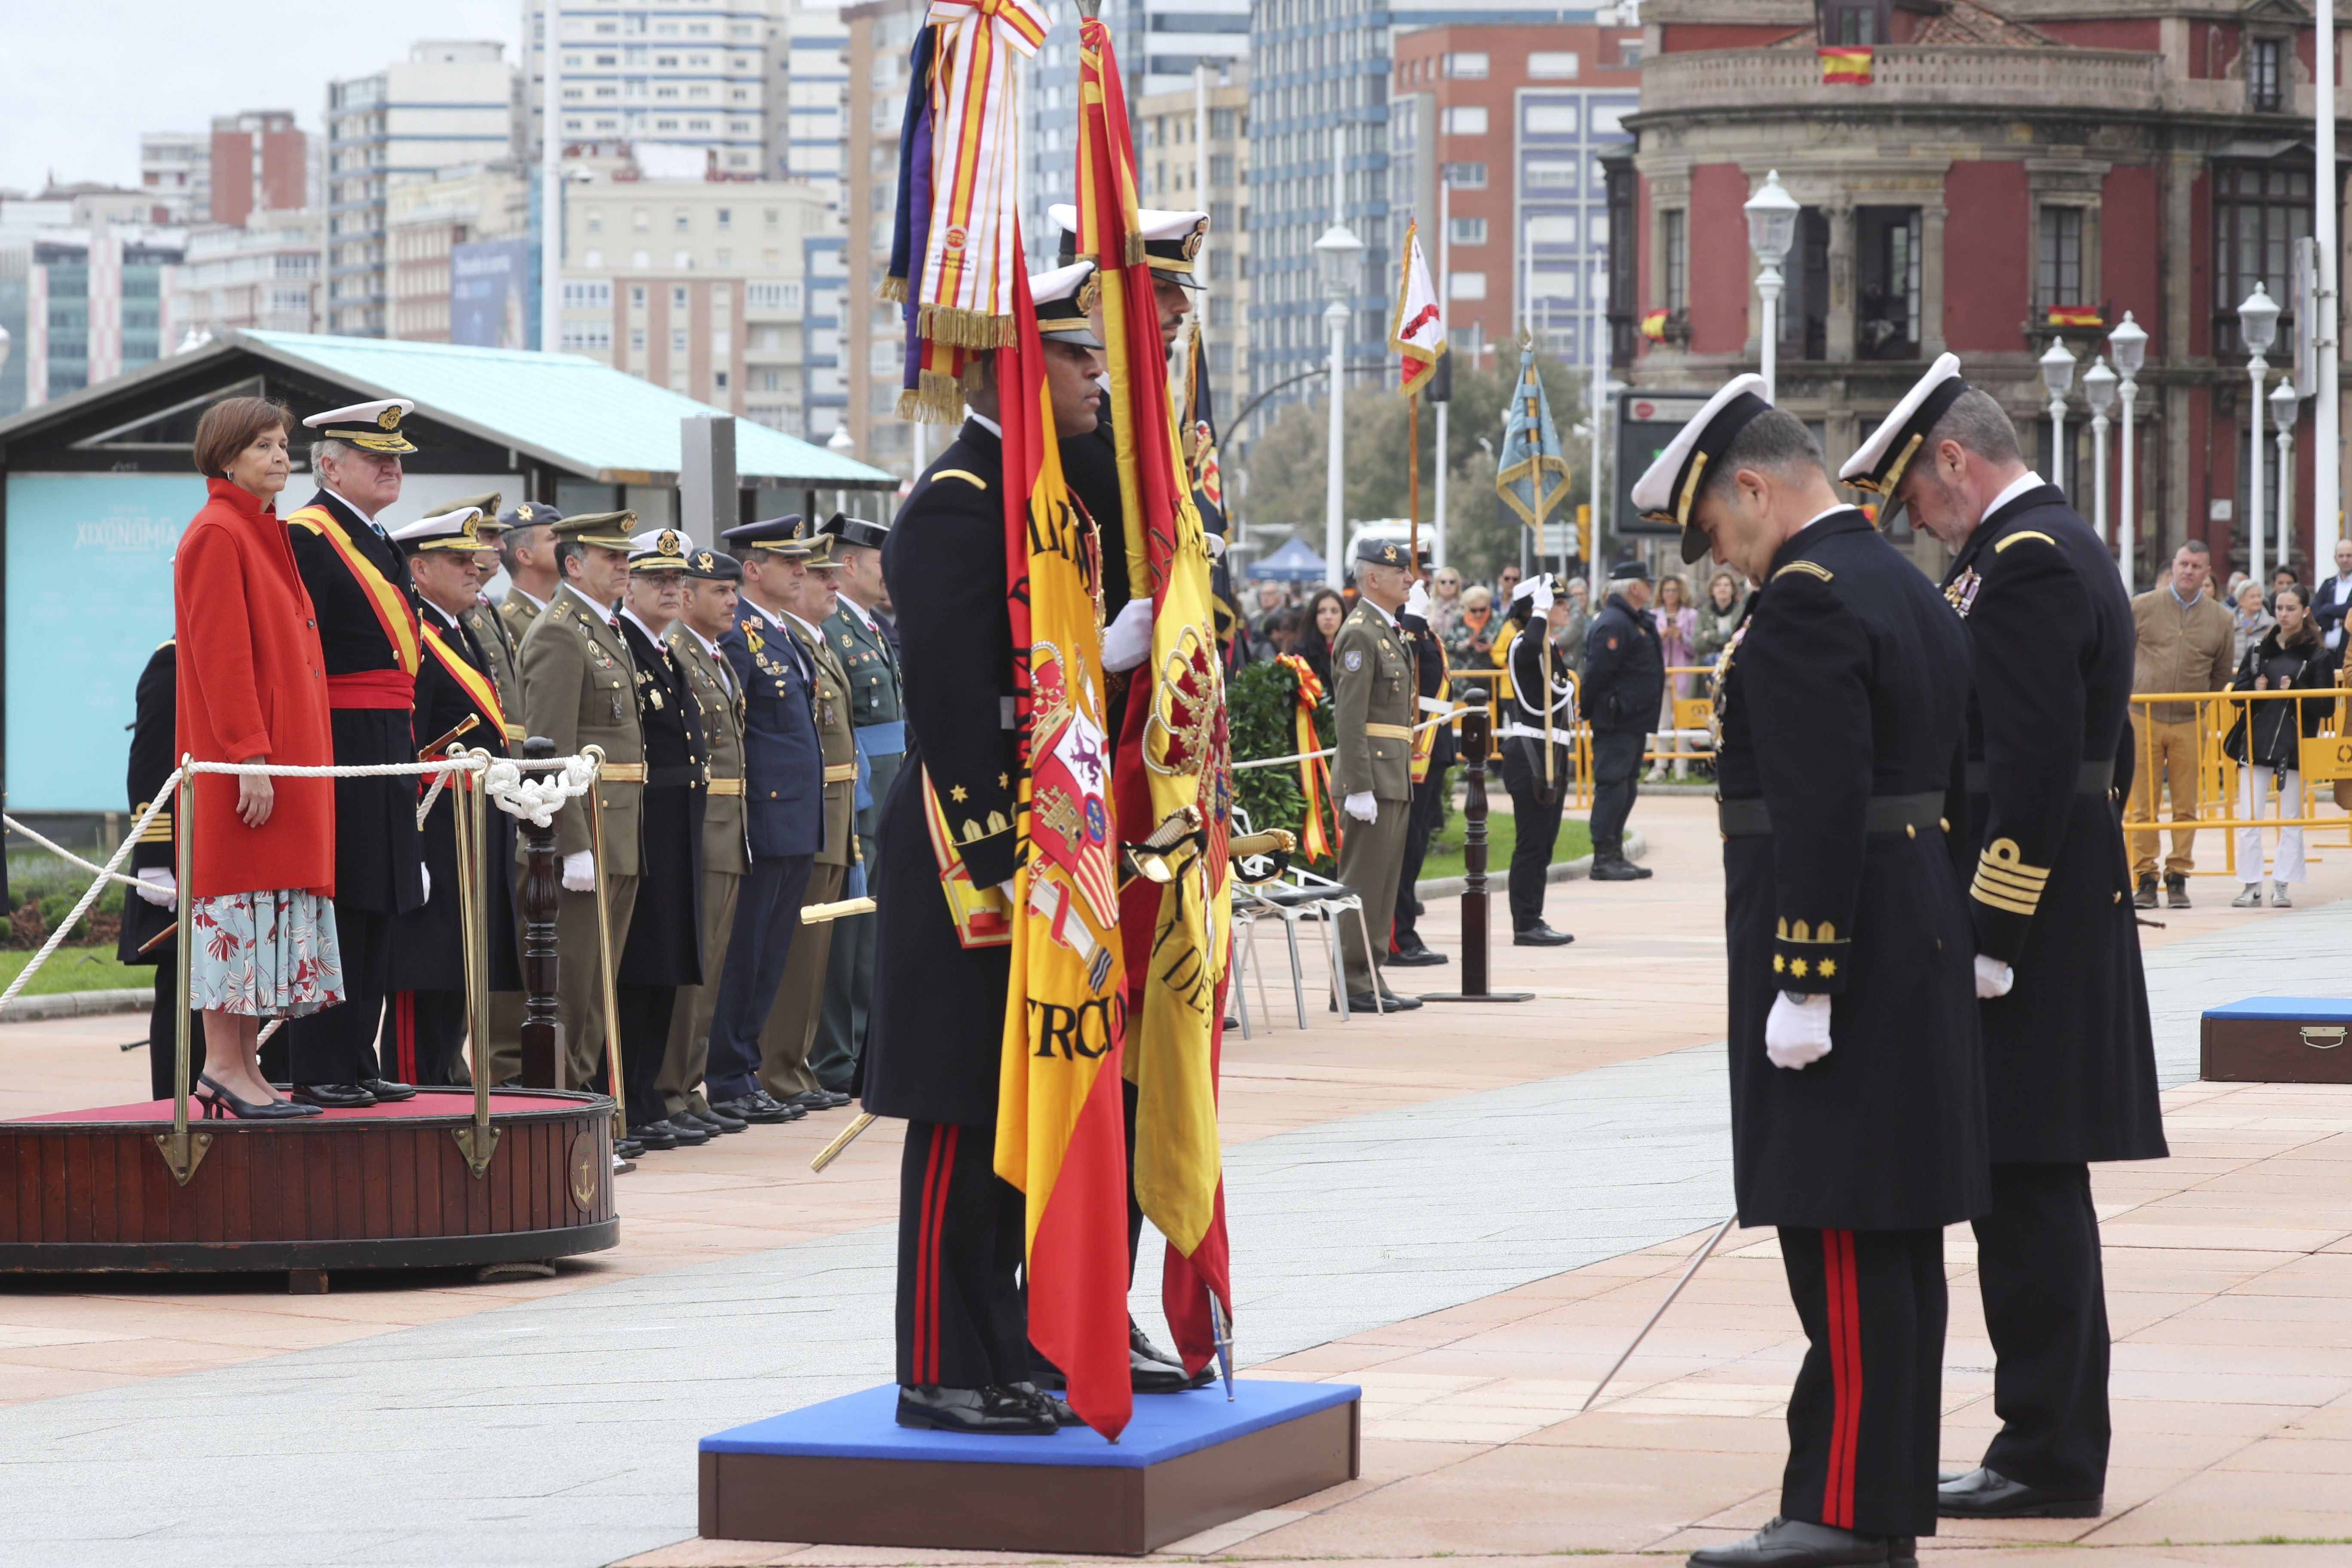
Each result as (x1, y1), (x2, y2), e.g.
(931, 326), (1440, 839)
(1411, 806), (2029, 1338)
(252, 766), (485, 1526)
(174, 397), (343, 1117)
(2224, 585), (2336, 908)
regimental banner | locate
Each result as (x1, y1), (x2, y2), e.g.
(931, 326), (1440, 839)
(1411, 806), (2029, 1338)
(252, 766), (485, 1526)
(1072, 12), (1236, 1378)
(990, 258), (1134, 1445)
(1390, 220), (1446, 397)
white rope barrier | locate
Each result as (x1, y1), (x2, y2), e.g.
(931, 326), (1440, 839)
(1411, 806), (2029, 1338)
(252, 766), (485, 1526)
(1, 753), (601, 1013)
(1231, 708), (1459, 772)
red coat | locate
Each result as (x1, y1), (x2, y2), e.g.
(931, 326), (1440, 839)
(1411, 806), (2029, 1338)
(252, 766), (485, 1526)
(174, 478), (336, 898)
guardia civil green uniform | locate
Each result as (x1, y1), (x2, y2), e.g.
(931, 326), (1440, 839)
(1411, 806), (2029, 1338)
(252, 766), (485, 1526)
(517, 511), (648, 1090)
(497, 501), (564, 651)
(1330, 538), (1423, 1007)
(659, 547), (752, 1127)
(759, 567), (861, 1109)
(812, 512), (902, 1093)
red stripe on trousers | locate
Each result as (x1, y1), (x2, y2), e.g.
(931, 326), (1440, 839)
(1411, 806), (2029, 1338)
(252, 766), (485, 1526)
(393, 992), (416, 1084)
(1820, 1228), (1862, 1529)
(915, 1126), (957, 1386)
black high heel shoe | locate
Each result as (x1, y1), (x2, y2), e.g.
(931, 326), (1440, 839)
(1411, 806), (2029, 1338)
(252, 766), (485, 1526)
(195, 1075), (323, 1120)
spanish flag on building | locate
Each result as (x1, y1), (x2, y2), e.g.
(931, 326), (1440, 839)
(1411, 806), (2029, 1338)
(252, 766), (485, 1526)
(1819, 46), (1873, 85)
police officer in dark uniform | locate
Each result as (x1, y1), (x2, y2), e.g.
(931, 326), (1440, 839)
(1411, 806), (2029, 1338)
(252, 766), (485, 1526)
(1845, 357), (2167, 1523)
(868, 264), (1110, 1436)
(274, 399), (427, 1107)
(1635, 376), (1986, 1568)
(612, 528), (711, 1151)
(121, 639), (201, 1100)
(1580, 560), (1663, 882)
(380, 504), (520, 1085)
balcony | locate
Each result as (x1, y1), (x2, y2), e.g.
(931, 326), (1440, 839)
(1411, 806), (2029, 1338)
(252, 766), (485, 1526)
(1638, 45), (2163, 119)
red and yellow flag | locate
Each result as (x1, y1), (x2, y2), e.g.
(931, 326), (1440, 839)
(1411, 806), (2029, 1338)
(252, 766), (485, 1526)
(1818, 46), (1873, 85)
(991, 254), (1134, 1443)
(1072, 15), (1235, 1373)
(2046, 305), (2102, 328)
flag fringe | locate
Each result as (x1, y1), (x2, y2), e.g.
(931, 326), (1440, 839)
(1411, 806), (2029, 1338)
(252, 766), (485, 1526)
(896, 369), (969, 425)
(876, 275), (909, 304)
(918, 303), (1018, 349)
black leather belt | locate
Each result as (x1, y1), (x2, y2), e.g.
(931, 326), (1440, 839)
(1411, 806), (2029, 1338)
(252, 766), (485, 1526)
(646, 764), (704, 789)
(1718, 791), (1946, 838)
(1963, 757), (2113, 795)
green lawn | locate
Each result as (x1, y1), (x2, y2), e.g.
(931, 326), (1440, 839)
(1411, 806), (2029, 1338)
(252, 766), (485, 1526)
(0, 948), (150, 997)
(1417, 813), (1593, 885)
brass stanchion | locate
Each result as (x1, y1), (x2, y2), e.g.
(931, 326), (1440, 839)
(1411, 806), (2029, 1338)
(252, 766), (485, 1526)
(450, 751), (500, 1176)
(156, 757), (211, 1183)
(582, 746), (627, 1142)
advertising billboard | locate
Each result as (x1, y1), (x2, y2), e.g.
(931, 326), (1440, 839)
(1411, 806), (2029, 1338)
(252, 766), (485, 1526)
(452, 238), (536, 351)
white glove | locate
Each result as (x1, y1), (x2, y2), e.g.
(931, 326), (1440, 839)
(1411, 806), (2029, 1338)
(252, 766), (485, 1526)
(1764, 991), (1833, 1070)
(419, 865), (432, 904)
(1101, 597), (1155, 673)
(996, 878), (1018, 903)
(1973, 954), (2015, 1000)
(562, 851), (594, 893)
(1403, 579), (1432, 619)
(1342, 790), (1378, 823)
(1203, 531), (1228, 559)
(1511, 572), (1555, 613)
(134, 867), (177, 908)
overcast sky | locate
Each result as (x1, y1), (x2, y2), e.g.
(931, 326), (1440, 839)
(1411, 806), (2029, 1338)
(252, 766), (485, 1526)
(1, 1), (525, 197)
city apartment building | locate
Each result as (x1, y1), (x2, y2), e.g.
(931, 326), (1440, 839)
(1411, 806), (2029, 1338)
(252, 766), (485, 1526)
(525, 0), (778, 178)
(0, 227), (185, 415)
(1136, 69), (1252, 391)
(387, 165), (533, 342)
(327, 41), (518, 337)
(1390, 24), (1639, 374)
(206, 111), (310, 229)
(1628, 0), (2352, 581)
(170, 210), (326, 343)
(843, 0), (922, 474)
(138, 132), (209, 225)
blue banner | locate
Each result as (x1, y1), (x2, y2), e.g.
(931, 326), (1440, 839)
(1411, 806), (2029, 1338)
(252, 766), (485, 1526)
(6, 473), (201, 811)
(452, 238), (536, 350)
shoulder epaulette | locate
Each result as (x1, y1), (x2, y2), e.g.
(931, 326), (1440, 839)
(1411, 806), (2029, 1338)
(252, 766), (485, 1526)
(1772, 559), (1835, 583)
(1994, 530), (2056, 554)
(931, 469), (989, 490)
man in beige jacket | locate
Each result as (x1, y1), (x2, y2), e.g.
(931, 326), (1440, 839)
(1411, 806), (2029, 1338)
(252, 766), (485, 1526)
(2127, 539), (2233, 907)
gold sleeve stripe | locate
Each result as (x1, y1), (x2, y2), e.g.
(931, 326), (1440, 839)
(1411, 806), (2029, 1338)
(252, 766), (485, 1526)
(931, 469), (989, 490)
(1974, 851), (2050, 884)
(1773, 560), (1835, 583)
(1994, 530), (2056, 553)
(1973, 871), (2048, 905)
(1971, 876), (2043, 917)
(1774, 918), (1847, 944)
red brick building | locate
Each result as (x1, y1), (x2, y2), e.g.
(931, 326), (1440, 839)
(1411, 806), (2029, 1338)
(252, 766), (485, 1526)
(1620, 0), (2347, 582)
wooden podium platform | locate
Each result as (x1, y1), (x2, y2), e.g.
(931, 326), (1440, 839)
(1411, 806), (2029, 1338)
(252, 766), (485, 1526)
(698, 1380), (1360, 1556)
(0, 1088), (616, 1273)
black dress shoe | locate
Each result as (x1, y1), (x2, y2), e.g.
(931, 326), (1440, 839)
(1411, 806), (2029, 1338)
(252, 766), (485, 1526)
(613, 1138), (644, 1162)
(1514, 922), (1575, 946)
(1376, 990), (1423, 1011)
(895, 1384), (1057, 1435)
(358, 1078), (416, 1102)
(627, 1121), (681, 1151)
(1589, 857), (1645, 882)
(710, 1093), (792, 1124)
(1936, 1467), (2101, 1519)
(689, 1105), (750, 1134)
(293, 1082), (377, 1109)
(1686, 1516), (1890, 1567)
(780, 1088), (848, 1111)
(1887, 1540), (1916, 1568)
(658, 1117), (712, 1146)
(1387, 941), (1449, 967)
(1008, 1381), (1086, 1427)
(751, 1089), (809, 1120)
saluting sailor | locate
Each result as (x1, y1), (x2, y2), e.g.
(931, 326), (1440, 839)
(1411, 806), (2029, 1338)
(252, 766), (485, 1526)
(610, 528), (711, 1151)
(1843, 357), (2166, 1524)
(273, 399), (428, 1109)
(1329, 537), (1427, 1014)
(1633, 377), (1986, 1568)
(382, 505), (520, 1086)
(517, 509), (649, 1130)
(865, 262), (1107, 1437)
(812, 511), (902, 1095)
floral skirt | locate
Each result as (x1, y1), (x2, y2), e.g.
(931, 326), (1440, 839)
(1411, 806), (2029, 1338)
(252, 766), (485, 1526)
(187, 890), (346, 1018)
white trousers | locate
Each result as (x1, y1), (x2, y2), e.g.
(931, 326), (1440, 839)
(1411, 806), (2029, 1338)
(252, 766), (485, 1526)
(2236, 766), (2306, 886)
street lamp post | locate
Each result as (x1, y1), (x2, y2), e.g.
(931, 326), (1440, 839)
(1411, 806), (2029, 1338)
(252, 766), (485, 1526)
(1314, 218), (1366, 589)
(1743, 170), (1799, 401)
(2084, 354), (2116, 547)
(2110, 311), (2147, 589)
(2039, 336), (2077, 494)
(2239, 281), (2282, 585)
(2272, 376), (2300, 571)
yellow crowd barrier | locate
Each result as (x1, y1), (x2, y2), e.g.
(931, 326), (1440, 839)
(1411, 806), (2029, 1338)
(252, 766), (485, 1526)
(2125, 681), (2352, 879)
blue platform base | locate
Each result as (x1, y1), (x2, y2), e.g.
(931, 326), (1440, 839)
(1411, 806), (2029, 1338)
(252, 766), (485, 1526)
(698, 1379), (1361, 1553)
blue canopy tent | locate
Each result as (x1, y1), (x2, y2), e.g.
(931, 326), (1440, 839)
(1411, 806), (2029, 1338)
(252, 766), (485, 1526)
(1251, 536), (1328, 582)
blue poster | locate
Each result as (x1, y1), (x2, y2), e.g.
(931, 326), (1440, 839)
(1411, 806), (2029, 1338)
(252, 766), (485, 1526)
(452, 239), (536, 350)
(6, 473), (201, 812)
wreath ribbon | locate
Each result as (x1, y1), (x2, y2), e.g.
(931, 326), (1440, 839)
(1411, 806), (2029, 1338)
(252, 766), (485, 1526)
(1277, 654), (1342, 859)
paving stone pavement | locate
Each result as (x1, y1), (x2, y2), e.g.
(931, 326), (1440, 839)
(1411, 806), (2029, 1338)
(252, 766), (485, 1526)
(0, 882), (2346, 1567)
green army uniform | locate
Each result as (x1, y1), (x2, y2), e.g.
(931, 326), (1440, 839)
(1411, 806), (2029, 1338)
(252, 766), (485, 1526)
(518, 512), (647, 1089)
(1331, 544), (1421, 1004)
(497, 501), (565, 652)
(812, 516), (902, 1092)
(658, 553), (750, 1125)
(759, 611), (861, 1100)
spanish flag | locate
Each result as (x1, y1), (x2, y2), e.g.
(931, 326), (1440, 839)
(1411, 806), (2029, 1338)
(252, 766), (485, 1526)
(1072, 13), (1237, 1377)
(2046, 305), (2103, 328)
(1640, 308), (1670, 342)
(1819, 46), (1872, 85)
(992, 253), (1134, 1444)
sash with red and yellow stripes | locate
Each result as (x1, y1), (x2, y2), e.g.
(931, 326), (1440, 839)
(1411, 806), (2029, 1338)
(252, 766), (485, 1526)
(285, 504), (421, 679)
(420, 623), (505, 747)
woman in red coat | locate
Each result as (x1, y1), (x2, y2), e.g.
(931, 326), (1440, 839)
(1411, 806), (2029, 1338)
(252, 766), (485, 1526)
(174, 398), (342, 1118)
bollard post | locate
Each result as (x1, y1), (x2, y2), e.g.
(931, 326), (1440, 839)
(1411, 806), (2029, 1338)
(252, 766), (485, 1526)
(516, 737), (566, 1088)
(1423, 688), (1534, 1004)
